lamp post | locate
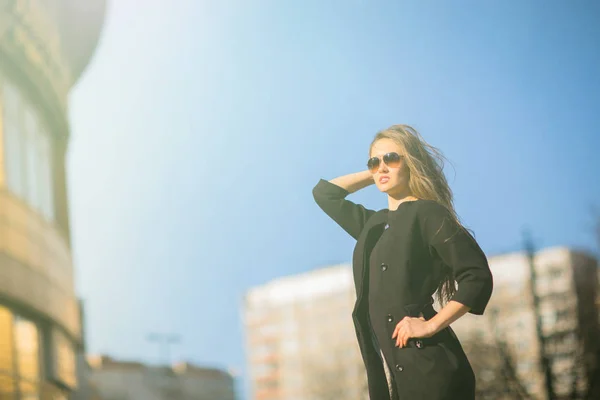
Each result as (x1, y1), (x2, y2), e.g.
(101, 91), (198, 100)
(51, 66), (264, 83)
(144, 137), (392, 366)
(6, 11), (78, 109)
(146, 333), (181, 366)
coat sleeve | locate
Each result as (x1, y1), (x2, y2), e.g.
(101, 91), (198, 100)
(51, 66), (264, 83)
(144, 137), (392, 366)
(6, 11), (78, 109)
(418, 201), (493, 315)
(312, 179), (376, 240)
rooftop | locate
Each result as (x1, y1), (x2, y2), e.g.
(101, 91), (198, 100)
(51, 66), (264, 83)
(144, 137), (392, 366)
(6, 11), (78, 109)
(87, 355), (235, 380)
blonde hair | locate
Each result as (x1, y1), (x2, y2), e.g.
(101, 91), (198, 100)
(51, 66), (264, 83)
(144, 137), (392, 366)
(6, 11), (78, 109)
(370, 124), (466, 305)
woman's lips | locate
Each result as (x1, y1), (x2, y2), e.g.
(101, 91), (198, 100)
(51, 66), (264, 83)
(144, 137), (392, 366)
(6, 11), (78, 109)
(379, 176), (390, 184)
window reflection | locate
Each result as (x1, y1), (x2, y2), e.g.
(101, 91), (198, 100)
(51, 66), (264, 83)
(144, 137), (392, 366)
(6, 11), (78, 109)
(24, 106), (41, 211)
(1, 79), (55, 220)
(0, 306), (15, 398)
(15, 316), (40, 400)
(2, 80), (26, 199)
(0, 305), (73, 399)
(53, 331), (76, 389)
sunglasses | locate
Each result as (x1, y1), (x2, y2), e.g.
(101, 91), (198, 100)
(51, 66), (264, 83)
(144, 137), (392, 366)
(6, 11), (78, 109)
(367, 152), (403, 173)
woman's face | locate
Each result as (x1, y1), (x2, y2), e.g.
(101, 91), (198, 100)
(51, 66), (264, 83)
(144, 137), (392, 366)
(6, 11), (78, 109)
(369, 138), (410, 196)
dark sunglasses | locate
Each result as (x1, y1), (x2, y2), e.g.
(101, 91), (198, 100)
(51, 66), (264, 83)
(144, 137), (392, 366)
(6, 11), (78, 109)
(367, 152), (403, 173)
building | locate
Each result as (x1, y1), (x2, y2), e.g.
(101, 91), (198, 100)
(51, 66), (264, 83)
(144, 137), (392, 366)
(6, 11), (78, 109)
(87, 355), (237, 400)
(0, 0), (106, 398)
(244, 247), (599, 400)
(243, 264), (367, 400)
(451, 246), (599, 399)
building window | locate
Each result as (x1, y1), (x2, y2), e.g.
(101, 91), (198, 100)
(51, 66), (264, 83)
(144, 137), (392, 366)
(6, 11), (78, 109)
(51, 329), (77, 389)
(548, 266), (563, 279)
(281, 338), (299, 355)
(0, 306), (45, 399)
(541, 309), (557, 327)
(3, 81), (26, 198)
(2, 79), (55, 221)
(516, 361), (532, 374)
(15, 316), (41, 398)
(0, 306), (16, 398)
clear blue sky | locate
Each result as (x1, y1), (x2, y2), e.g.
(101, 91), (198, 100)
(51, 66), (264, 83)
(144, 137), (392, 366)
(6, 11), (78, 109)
(67, 1), (600, 398)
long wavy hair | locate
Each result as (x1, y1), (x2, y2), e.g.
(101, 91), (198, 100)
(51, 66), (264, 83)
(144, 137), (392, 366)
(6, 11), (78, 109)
(370, 124), (467, 306)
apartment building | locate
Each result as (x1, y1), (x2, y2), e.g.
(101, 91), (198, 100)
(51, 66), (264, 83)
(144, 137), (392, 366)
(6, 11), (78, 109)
(244, 264), (367, 400)
(452, 246), (599, 399)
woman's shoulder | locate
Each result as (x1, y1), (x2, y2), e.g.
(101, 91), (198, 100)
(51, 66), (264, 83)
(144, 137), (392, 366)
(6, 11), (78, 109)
(412, 199), (451, 216)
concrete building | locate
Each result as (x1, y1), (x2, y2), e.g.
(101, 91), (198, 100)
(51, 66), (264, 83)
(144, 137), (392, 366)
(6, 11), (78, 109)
(0, 0), (106, 398)
(244, 247), (599, 400)
(451, 246), (599, 399)
(244, 264), (367, 400)
(87, 355), (237, 400)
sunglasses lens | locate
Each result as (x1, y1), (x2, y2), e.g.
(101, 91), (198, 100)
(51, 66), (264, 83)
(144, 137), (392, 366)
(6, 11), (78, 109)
(383, 152), (401, 168)
(367, 157), (380, 172)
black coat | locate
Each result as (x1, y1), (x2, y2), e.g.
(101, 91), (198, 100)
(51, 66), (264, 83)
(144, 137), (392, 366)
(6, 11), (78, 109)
(313, 179), (493, 400)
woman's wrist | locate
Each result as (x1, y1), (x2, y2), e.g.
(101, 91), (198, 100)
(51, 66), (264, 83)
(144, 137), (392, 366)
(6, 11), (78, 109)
(426, 318), (443, 336)
(427, 301), (471, 336)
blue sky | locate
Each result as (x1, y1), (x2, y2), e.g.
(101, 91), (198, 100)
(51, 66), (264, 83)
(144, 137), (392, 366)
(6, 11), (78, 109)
(67, 0), (599, 398)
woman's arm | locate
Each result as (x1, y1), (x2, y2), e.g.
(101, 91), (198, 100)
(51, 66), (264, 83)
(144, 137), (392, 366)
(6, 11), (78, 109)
(393, 301), (471, 347)
(427, 300), (470, 333)
(329, 170), (375, 194)
(419, 201), (493, 316)
(312, 170), (376, 240)
(392, 201), (493, 347)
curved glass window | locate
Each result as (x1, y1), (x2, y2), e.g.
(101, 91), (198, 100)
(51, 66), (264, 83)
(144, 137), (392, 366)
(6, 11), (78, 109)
(2, 78), (55, 221)
(0, 305), (72, 399)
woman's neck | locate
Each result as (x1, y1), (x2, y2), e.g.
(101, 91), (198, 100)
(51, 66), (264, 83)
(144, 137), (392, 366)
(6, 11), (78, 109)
(388, 192), (419, 211)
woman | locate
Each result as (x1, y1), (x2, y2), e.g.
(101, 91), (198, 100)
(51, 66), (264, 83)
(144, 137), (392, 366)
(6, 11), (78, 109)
(312, 124), (493, 400)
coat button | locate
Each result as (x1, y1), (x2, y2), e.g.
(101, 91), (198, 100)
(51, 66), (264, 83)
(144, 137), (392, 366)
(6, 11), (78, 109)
(415, 339), (424, 349)
(395, 365), (404, 372)
(380, 263), (388, 271)
(387, 314), (393, 323)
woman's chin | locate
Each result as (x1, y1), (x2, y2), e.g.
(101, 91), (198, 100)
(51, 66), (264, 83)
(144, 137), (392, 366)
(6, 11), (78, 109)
(376, 183), (390, 193)
(378, 182), (404, 195)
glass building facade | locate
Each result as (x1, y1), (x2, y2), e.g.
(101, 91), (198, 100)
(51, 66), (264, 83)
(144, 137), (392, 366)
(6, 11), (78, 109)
(0, 0), (106, 398)
(0, 305), (75, 399)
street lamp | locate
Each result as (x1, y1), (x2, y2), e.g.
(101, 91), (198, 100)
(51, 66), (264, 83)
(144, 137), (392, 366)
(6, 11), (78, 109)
(146, 333), (182, 366)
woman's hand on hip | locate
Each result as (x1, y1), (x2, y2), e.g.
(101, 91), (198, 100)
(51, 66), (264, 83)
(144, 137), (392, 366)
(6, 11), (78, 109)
(391, 316), (437, 348)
